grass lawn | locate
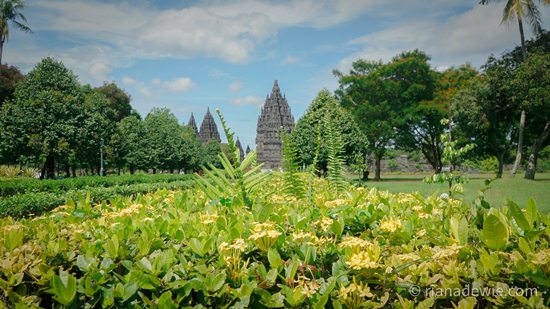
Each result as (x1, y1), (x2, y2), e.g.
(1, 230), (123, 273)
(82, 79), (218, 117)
(354, 172), (550, 213)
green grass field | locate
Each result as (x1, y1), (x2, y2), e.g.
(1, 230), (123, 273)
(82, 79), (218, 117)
(354, 172), (550, 212)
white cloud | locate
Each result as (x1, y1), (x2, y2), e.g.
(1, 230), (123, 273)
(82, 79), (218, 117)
(165, 77), (197, 92)
(281, 55), (302, 65)
(140, 87), (152, 98)
(230, 96), (263, 107)
(336, 2), (546, 72)
(122, 76), (139, 86)
(136, 7), (274, 63)
(229, 80), (243, 92)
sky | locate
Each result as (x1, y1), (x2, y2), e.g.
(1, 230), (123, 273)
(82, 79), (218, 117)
(4, 0), (549, 149)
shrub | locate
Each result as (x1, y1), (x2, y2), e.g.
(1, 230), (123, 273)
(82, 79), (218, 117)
(0, 176), (548, 308)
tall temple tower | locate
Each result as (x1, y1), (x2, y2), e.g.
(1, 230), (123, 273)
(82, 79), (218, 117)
(198, 108), (221, 143)
(256, 80), (295, 169)
(188, 112), (199, 135)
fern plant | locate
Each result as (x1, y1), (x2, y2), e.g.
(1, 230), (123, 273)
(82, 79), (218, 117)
(281, 130), (305, 198)
(325, 115), (347, 194)
(195, 109), (270, 207)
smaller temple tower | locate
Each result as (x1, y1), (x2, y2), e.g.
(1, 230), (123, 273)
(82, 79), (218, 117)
(188, 113), (198, 135)
(198, 108), (221, 143)
(236, 138), (245, 162)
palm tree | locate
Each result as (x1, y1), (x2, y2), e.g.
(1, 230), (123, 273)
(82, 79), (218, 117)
(0, 0), (32, 63)
(479, 0), (548, 176)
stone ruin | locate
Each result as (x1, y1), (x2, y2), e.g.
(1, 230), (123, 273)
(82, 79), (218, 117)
(192, 107), (220, 144)
(256, 80), (295, 169)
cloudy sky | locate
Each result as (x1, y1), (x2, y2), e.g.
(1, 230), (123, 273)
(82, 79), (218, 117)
(4, 0), (548, 148)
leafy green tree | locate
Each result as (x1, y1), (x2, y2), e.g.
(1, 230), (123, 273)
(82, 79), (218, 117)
(180, 125), (203, 172)
(0, 63), (23, 107)
(480, 0), (549, 175)
(0, 57), (82, 179)
(200, 140), (222, 169)
(144, 107), (185, 173)
(335, 50), (433, 180)
(512, 52), (550, 179)
(452, 73), (517, 178)
(395, 65), (476, 173)
(110, 115), (149, 174)
(95, 82), (137, 122)
(292, 89), (367, 175)
(0, 0), (32, 63)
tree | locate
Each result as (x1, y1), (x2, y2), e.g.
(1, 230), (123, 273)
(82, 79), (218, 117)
(110, 115), (149, 174)
(479, 0), (549, 176)
(452, 74), (517, 178)
(292, 89), (367, 175)
(0, 63), (23, 107)
(512, 52), (550, 179)
(0, 0), (32, 63)
(0, 57), (82, 179)
(335, 50), (434, 180)
(95, 82), (136, 122)
(144, 107), (185, 173)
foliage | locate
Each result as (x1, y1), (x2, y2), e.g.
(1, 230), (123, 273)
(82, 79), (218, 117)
(424, 119), (475, 195)
(292, 89), (367, 173)
(335, 50), (434, 180)
(0, 173), (192, 197)
(0, 178), (193, 218)
(1, 175), (549, 307)
(325, 115), (347, 194)
(281, 131), (305, 199)
(196, 110), (270, 208)
(144, 108), (186, 172)
(397, 65), (478, 173)
(94, 82), (136, 122)
(0, 63), (23, 107)
(0, 57), (83, 178)
(512, 52), (550, 179)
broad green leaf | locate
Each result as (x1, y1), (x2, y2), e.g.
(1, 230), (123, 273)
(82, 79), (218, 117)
(267, 248), (283, 270)
(450, 215), (468, 245)
(47, 269), (77, 305)
(482, 213), (509, 250)
(507, 199), (531, 232)
(157, 291), (176, 309)
(525, 198), (538, 228)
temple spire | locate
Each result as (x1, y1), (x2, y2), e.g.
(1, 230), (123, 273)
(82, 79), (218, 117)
(188, 113), (198, 135)
(235, 138), (244, 162)
(198, 107), (221, 143)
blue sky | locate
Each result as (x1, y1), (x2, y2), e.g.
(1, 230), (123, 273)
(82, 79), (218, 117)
(4, 0), (549, 149)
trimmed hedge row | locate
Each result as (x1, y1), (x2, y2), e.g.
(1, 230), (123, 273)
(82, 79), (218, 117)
(0, 180), (193, 218)
(0, 174), (193, 197)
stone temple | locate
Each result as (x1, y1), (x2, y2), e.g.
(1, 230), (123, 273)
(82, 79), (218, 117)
(193, 108), (221, 144)
(187, 112), (199, 135)
(256, 80), (295, 169)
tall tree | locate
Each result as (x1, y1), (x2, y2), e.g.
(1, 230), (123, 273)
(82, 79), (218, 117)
(292, 89), (367, 175)
(0, 57), (82, 179)
(110, 115), (149, 174)
(0, 63), (23, 107)
(479, 0), (549, 175)
(512, 52), (550, 179)
(95, 82), (137, 122)
(144, 107), (185, 173)
(335, 50), (434, 180)
(0, 0), (32, 63)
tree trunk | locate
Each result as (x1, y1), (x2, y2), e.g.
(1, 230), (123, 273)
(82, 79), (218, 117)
(374, 153), (382, 181)
(40, 153), (55, 180)
(496, 152), (505, 178)
(511, 110), (526, 176)
(152, 168), (156, 174)
(71, 166), (76, 178)
(0, 34), (4, 64)
(524, 122), (550, 180)
(130, 167), (135, 175)
(511, 17), (528, 177)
